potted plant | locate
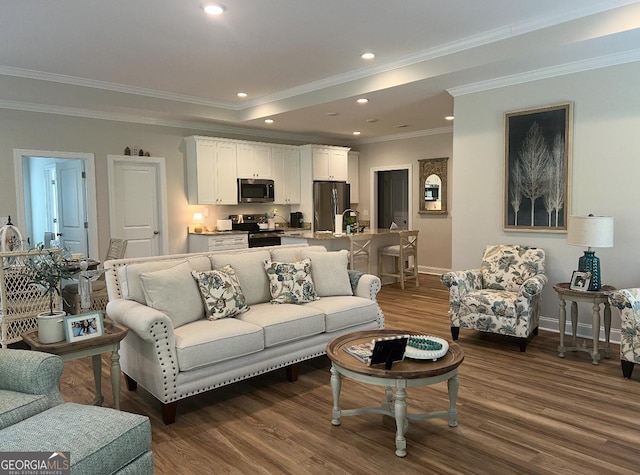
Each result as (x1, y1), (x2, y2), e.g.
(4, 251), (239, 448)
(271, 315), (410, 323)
(23, 244), (75, 343)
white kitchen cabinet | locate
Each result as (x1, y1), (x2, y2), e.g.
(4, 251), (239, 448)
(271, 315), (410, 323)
(237, 143), (271, 178)
(188, 233), (248, 252)
(348, 151), (359, 203)
(185, 137), (238, 205)
(272, 147), (301, 204)
(308, 145), (350, 181)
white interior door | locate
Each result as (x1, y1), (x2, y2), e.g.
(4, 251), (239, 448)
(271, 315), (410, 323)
(56, 159), (88, 255)
(108, 155), (168, 258)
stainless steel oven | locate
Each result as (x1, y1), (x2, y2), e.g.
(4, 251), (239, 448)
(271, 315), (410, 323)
(238, 178), (274, 203)
(229, 214), (283, 247)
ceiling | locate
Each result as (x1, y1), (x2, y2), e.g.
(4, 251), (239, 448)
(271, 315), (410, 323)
(1, 0), (639, 144)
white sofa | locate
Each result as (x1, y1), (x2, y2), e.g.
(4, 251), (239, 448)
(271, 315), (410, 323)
(104, 245), (384, 424)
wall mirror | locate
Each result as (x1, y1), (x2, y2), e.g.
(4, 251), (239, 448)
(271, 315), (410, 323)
(418, 157), (448, 215)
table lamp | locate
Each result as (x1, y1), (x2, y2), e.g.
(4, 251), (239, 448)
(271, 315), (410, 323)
(567, 215), (613, 291)
(192, 212), (205, 233)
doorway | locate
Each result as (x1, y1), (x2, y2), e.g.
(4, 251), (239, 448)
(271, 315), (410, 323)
(13, 149), (98, 258)
(107, 155), (168, 258)
(369, 165), (413, 231)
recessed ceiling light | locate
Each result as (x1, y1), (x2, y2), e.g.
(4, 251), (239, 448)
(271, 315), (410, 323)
(264, 119), (274, 124)
(394, 124), (409, 128)
(356, 98), (369, 104)
(445, 115), (454, 121)
(361, 52), (375, 60)
(237, 92), (248, 98)
(366, 118), (378, 123)
(353, 131), (361, 136)
(326, 112), (339, 116)
(202, 3), (225, 15)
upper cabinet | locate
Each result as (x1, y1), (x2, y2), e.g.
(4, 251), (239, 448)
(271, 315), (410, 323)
(272, 147), (301, 204)
(348, 151), (359, 203)
(185, 137), (238, 205)
(237, 143), (272, 178)
(307, 145), (350, 181)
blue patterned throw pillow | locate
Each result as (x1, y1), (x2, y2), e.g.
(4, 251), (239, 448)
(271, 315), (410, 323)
(263, 258), (320, 304)
(191, 265), (249, 319)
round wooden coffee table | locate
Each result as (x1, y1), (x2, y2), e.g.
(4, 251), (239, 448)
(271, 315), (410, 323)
(327, 329), (464, 457)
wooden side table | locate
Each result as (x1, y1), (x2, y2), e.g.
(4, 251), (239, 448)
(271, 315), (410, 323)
(22, 318), (128, 409)
(553, 283), (615, 365)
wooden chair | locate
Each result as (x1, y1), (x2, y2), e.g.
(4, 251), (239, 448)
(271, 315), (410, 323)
(62, 239), (127, 314)
(348, 234), (372, 274)
(377, 230), (419, 290)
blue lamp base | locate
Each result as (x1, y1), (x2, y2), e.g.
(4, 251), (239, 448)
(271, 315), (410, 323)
(578, 250), (601, 291)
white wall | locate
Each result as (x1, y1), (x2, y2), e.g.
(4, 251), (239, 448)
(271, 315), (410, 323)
(357, 132), (453, 272)
(451, 61), (640, 338)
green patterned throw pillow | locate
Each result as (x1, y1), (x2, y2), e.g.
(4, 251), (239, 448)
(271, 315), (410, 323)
(263, 258), (320, 304)
(191, 265), (249, 320)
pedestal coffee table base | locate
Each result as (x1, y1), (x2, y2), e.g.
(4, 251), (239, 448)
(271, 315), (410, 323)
(326, 330), (464, 457)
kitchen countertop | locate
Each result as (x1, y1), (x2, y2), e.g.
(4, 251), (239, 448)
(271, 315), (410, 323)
(188, 230), (247, 235)
(283, 229), (415, 240)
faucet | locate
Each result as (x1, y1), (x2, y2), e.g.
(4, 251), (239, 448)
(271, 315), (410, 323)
(342, 208), (360, 233)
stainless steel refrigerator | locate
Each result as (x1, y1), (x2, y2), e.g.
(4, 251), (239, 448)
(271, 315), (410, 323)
(313, 181), (350, 232)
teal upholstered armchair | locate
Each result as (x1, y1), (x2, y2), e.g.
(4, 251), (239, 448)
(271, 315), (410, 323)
(440, 244), (547, 352)
(608, 288), (640, 378)
(0, 349), (64, 430)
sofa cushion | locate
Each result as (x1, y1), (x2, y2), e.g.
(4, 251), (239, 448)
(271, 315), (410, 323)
(139, 261), (204, 328)
(191, 265), (249, 320)
(121, 256), (212, 303)
(304, 296), (379, 332)
(236, 302), (325, 347)
(481, 244), (545, 292)
(270, 245), (327, 263)
(1, 403), (151, 475)
(264, 258), (319, 304)
(300, 249), (352, 297)
(210, 250), (271, 306)
(173, 319), (265, 371)
(0, 390), (50, 430)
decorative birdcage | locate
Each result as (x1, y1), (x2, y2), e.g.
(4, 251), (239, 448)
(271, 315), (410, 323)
(0, 216), (25, 252)
(0, 248), (63, 347)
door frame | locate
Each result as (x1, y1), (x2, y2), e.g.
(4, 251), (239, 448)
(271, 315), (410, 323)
(107, 155), (169, 256)
(13, 149), (98, 258)
(369, 164), (413, 231)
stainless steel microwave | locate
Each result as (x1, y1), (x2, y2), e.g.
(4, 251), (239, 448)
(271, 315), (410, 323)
(238, 178), (274, 203)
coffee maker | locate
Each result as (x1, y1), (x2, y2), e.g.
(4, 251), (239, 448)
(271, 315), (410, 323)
(290, 212), (303, 228)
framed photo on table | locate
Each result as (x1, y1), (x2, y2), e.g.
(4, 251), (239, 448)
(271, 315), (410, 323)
(64, 311), (104, 343)
(570, 271), (591, 291)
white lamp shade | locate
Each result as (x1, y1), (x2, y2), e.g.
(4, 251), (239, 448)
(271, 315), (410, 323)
(567, 215), (614, 248)
(192, 212), (204, 224)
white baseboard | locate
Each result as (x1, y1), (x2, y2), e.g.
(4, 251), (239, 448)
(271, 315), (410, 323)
(539, 315), (621, 345)
(418, 265), (450, 275)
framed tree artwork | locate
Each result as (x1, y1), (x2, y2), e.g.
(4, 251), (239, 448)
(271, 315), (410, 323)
(504, 103), (572, 232)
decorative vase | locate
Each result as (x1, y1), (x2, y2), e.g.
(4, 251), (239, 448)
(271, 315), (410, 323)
(37, 311), (67, 344)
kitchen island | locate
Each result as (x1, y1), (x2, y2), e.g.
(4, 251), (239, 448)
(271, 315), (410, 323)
(281, 229), (419, 282)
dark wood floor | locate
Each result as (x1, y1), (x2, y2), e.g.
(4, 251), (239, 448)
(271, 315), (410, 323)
(57, 275), (640, 474)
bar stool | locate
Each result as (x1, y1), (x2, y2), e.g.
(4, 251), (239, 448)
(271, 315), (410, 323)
(348, 234), (372, 274)
(378, 230), (419, 290)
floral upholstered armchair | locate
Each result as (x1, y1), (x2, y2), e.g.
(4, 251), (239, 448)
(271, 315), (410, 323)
(608, 288), (640, 378)
(440, 244), (547, 352)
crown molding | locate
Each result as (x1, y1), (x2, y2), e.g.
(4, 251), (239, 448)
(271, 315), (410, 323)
(352, 126), (453, 145)
(0, 99), (347, 145)
(447, 49), (640, 97)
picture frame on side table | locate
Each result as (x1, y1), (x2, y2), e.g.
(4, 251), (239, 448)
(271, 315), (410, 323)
(504, 103), (572, 232)
(570, 271), (591, 291)
(64, 311), (104, 342)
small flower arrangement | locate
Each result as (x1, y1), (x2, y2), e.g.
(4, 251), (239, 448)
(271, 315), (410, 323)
(23, 244), (76, 316)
